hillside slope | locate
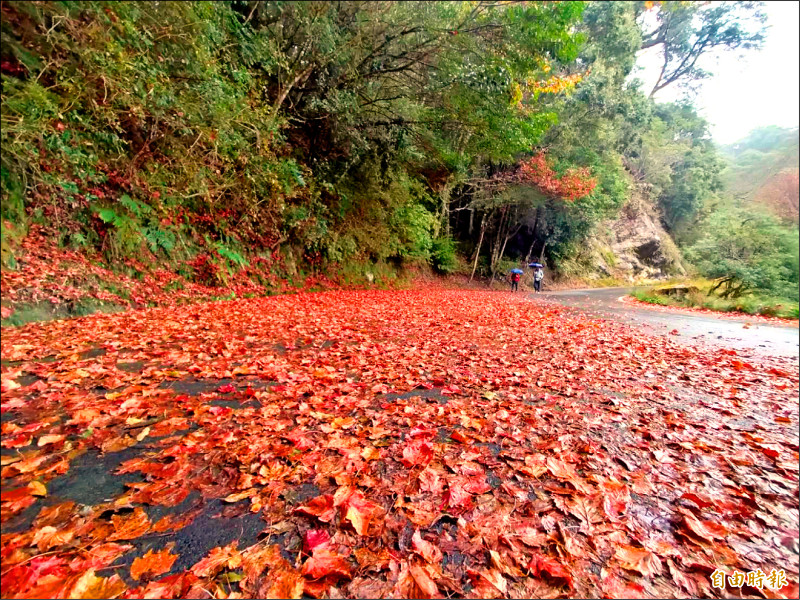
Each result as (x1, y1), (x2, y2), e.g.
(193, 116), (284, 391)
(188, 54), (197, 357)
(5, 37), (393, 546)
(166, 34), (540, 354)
(720, 126), (799, 224)
(554, 183), (684, 285)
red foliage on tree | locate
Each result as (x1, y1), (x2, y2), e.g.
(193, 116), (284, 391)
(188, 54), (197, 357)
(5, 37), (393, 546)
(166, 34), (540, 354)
(516, 153), (597, 201)
(755, 169), (799, 225)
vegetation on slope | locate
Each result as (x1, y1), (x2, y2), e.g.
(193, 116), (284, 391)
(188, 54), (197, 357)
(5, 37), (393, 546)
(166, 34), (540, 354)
(3, 0), (790, 322)
(632, 125), (799, 317)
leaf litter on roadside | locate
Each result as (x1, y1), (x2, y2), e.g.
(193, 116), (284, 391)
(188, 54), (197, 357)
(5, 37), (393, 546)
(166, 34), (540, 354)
(1, 289), (798, 598)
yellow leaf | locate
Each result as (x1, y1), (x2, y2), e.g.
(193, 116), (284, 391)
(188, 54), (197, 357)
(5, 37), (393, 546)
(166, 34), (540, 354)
(331, 417), (355, 429)
(37, 434), (65, 447)
(361, 447), (381, 461)
(29, 480), (47, 497)
(224, 488), (257, 503)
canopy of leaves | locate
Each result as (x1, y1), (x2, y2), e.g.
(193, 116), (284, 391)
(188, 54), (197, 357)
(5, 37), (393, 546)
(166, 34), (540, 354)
(637, 0), (767, 97)
(1, 0), (591, 278)
(0, 0), (782, 293)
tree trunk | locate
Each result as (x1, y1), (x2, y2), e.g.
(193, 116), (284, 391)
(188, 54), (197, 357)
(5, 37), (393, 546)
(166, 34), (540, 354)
(497, 223), (522, 271)
(489, 207), (509, 277)
(438, 179), (453, 238)
(525, 206), (542, 263)
(525, 238), (537, 264)
(469, 213), (488, 282)
(538, 241), (547, 263)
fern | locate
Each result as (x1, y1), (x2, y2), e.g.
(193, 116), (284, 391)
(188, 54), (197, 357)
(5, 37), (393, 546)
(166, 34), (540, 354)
(143, 227), (175, 254)
(70, 231), (88, 248)
(119, 194), (152, 218)
(215, 242), (248, 268)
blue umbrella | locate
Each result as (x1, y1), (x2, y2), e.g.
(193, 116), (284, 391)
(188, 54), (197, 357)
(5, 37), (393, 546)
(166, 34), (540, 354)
(528, 263), (543, 268)
(510, 268), (524, 274)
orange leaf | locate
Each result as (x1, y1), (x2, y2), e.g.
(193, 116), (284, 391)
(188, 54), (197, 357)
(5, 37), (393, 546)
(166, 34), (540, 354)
(241, 544), (287, 588)
(191, 542), (241, 578)
(567, 496), (602, 534)
(412, 530), (442, 564)
(683, 513), (727, 541)
(527, 553), (573, 590)
(410, 564), (440, 598)
(130, 547), (179, 581)
(223, 488), (257, 503)
(37, 434), (66, 447)
(294, 494), (336, 523)
(264, 565), (305, 599)
(401, 439), (434, 468)
(301, 548), (351, 581)
(29, 480), (47, 497)
(614, 545), (662, 577)
(68, 569), (127, 599)
(32, 525), (75, 551)
(343, 490), (384, 536)
(108, 507), (151, 541)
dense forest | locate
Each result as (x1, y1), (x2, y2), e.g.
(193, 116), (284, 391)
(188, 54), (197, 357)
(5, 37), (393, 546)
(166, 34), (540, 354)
(1, 0), (796, 319)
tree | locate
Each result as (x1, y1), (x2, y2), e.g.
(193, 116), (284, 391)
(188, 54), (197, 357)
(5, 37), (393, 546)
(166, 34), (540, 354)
(686, 207), (799, 300)
(637, 1), (767, 97)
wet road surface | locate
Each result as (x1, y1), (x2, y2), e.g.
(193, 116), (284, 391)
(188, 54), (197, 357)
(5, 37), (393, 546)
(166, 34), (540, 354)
(539, 287), (799, 360)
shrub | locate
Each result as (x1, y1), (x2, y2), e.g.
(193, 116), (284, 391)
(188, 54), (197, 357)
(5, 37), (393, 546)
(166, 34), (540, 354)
(431, 238), (457, 274)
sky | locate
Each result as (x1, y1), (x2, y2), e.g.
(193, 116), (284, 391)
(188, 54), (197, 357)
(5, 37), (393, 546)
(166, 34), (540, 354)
(632, 1), (800, 145)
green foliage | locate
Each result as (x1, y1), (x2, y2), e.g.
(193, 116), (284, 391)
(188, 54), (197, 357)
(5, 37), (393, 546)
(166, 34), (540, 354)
(636, 1), (766, 97)
(143, 227), (176, 254)
(632, 285), (798, 319)
(214, 240), (248, 269)
(0, 0), (772, 289)
(719, 126), (799, 216)
(1, 0), (591, 279)
(391, 203), (435, 261)
(1, 298), (125, 328)
(631, 289), (672, 306)
(623, 102), (724, 240)
(93, 194), (177, 260)
(685, 207), (799, 301)
(0, 164), (26, 225)
(431, 238), (458, 274)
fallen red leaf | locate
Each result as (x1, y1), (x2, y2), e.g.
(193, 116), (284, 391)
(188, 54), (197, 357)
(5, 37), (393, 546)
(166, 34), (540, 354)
(614, 545), (662, 577)
(304, 529), (332, 553)
(301, 548), (351, 581)
(190, 542), (241, 578)
(682, 513), (727, 542)
(412, 529), (442, 564)
(527, 553), (574, 590)
(294, 495), (336, 523)
(107, 507), (151, 541)
(401, 439), (434, 468)
(130, 547), (178, 581)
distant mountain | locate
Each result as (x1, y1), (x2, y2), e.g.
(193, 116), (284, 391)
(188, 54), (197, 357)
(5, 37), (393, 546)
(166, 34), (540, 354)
(720, 126), (799, 224)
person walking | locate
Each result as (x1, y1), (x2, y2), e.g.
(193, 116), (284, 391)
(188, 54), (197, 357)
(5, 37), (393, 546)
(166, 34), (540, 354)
(533, 266), (544, 293)
(510, 270), (521, 292)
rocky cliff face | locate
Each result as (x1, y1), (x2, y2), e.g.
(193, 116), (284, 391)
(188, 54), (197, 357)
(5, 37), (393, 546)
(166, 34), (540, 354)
(568, 186), (685, 283)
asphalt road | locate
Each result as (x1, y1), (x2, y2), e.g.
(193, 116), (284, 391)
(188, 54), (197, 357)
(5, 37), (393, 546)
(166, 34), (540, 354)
(539, 287), (800, 360)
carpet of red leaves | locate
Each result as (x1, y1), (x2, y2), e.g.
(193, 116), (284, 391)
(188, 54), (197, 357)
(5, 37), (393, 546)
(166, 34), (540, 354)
(1, 226), (349, 320)
(1, 290), (798, 599)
